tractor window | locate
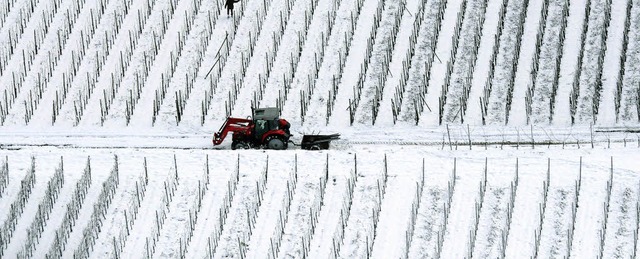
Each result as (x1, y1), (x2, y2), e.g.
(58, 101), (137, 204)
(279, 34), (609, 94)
(254, 119), (269, 140)
(255, 120), (267, 131)
(269, 119), (278, 130)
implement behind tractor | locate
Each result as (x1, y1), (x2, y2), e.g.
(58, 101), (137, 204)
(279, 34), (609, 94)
(300, 134), (340, 150)
(212, 107), (339, 150)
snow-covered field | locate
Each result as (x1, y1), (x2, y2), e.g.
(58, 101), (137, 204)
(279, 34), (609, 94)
(1, 143), (640, 258)
(1, 0), (640, 257)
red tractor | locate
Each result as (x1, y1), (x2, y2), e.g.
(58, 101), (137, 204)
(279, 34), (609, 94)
(213, 107), (291, 150)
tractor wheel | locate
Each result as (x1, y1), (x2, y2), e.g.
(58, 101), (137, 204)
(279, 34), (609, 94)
(267, 137), (286, 150)
(232, 141), (250, 150)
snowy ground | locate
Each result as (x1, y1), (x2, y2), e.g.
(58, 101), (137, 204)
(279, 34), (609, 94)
(1, 0), (640, 257)
(1, 140), (640, 258)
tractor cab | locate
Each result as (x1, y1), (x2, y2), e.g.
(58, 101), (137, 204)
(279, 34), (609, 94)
(252, 108), (280, 140)
(248, 107), (290, 149)
(252, 107), (290, 139)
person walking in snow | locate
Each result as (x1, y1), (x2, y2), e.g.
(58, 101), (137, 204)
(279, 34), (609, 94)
(225, 0), (240, 16)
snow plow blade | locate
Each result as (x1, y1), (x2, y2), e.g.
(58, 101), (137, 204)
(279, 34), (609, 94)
(299, 134), (340, 150)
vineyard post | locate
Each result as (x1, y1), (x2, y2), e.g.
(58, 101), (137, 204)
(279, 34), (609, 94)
(124, 210), (130, 235)
(516, 128), (520, 150)
(590, 123), (594, 148)
(446, 124), (452, 150)
(635, 189), (640, 259)
(113, 237), (119, 259)
(467, 124), (472, 150)
(530, 125), (535, 149)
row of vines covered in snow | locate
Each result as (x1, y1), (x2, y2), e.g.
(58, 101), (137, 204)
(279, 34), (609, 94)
(0, 152), (638, 258)
(0, 0), (638, 128)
